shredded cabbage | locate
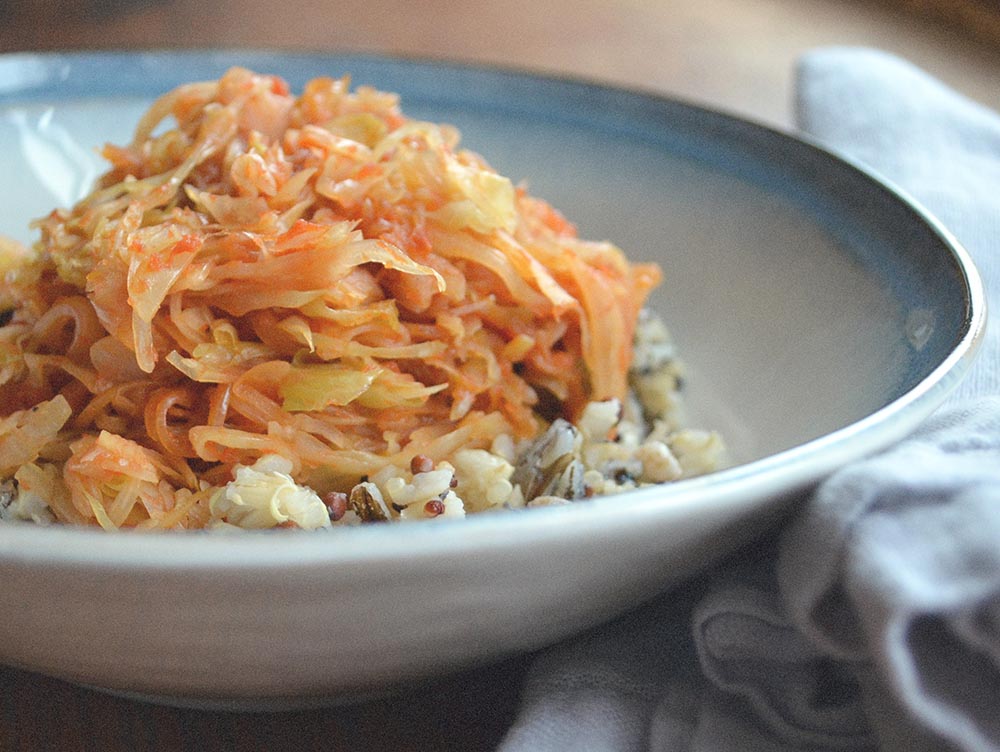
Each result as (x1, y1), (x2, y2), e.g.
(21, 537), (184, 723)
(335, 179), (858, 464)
(0, 67), (660, 529)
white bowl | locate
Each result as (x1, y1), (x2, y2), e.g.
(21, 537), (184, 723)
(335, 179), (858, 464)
(0, 51), (984, 708)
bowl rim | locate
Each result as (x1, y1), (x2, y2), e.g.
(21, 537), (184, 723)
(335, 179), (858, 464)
(0, 48), (987, 569)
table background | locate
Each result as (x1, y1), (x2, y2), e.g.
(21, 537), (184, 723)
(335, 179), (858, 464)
(2, 1), (999, 750)
(5, 0), (1000, 127)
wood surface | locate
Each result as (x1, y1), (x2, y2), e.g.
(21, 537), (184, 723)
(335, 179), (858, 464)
(2, 1), (998, 749)
(0, 658), (530, 751)
(3, 0), (1000, 126)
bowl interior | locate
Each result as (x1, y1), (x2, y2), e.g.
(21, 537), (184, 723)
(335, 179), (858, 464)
(0, 52), (973, 467)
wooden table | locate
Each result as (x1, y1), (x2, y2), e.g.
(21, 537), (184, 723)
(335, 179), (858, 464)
(2, 1), (998, 749)
(4, 0), (1000, 127)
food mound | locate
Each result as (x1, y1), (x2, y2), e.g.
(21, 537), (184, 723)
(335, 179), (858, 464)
(0, 67), (723, 531)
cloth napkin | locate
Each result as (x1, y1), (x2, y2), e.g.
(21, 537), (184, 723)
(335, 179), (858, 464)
(498, 48), (1000, 752)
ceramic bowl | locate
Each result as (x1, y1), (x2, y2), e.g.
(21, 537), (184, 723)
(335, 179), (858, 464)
(0, 51), (984, 708)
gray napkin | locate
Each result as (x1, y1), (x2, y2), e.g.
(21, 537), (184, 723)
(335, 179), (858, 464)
(499, 48), (1000, 752)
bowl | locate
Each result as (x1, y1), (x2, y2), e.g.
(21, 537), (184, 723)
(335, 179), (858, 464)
(0, 50), (984, 709)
